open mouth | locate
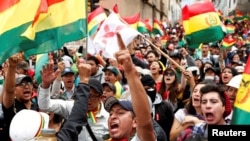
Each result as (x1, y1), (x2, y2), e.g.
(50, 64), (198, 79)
(223, 76), (229, 82)
(110, 122), (119, 133)
(165, 78), (171, 81)
(193, 98), (200, 102)
(205, 112), (214, 122)
(110, 123), (119, 129)
(66, 81), (72, 84)
(230, 97), (235, 103)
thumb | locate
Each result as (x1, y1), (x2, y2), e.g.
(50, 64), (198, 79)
(117, 33), (126, 50)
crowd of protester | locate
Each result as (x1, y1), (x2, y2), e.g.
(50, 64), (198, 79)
(0, 15), (249, 141)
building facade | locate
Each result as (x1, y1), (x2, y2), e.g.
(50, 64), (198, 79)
(182, 0), (250, 16)
(99, 0), (181, 25)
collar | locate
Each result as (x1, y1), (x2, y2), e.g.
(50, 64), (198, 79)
(96, 102), (109, 118)
(63, 85), (75, 93)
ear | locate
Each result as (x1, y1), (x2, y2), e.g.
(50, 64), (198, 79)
(132, 117), (137, 128)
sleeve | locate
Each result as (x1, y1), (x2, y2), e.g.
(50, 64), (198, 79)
(57, 83), (90, 141)
(186, 54), (196, 66)
(131, 55), (148, 69)
(38, 85), (73, 119)
(51, 79), (62, 96)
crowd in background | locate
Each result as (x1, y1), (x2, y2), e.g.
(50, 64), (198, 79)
(0, 15), (249, 141)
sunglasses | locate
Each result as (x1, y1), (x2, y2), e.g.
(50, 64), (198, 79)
(16, 82), (32, 87)
(164, 72), (175, 76)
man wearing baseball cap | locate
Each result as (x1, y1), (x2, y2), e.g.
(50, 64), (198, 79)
(101, 82), (116, 102)
(103, 33), (155, 141)
(38, 63), (109, 140)
(1, 54), (38, 141)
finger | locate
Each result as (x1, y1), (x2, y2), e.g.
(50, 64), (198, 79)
(117, 33), (126, 50)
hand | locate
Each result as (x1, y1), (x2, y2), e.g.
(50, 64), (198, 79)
(182, 115), (203, 127)
(40, 63), (60, 88)
(109, 59), (118, 67)
(127, 41), (135, 55)
(57, 61), (65, 72)
(179, 48), (188, 58)
(8, 53), (22, 68)
(77, 64), (92, 83)
(115, 33), (134, 73)
(182, 70), (193, 80)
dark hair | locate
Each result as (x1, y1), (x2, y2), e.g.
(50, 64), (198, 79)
(87, 56), (100, 65)
(146, 50), (160, 58)
(149, 60), (164, 74)
(200, 84), (225, 106)
(219, 66), (238, 85)
(185, 80), (214, 115)
(158, 68), (179, 103)
(154, 101), (174, 141)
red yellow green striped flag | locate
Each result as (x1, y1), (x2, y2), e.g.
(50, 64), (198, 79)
(232, 56), (250, 124)
(182, 1), (224, 48)
(88, 7), (107, 36)
(21, 0), (87, 57)
(226, 25), (235, 34)
(222, 37), (236, 48)
(88, 111), (97, 124)
(0, 0), (41, 64)
(153, 19), (164, 36)
(235, 9), (243, 17)
(137, 19), (152, 33)
(122, 13), (140, 30)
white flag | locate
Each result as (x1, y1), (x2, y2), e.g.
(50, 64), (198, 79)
(93, 12), (141, 59)
(87, 36), (97, 55)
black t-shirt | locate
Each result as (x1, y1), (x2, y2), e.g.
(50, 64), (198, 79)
(0, 99), (39, 141)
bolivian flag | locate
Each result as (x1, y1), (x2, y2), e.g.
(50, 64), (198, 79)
(221, 37), (236, 48)
(0, 0), (40, 64)
(226, 25), (235, 34)
(182, 1), (224, 48)
(137, 19), (152, 33)
(232, 56), (250, 124)
(88, 7), (107, 36)
(122, 13), (140, 30)
(152, 19), (164, 36)
(22, 0), (87, 57)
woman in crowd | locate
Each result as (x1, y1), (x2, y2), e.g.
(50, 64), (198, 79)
(219, 66), (238, 89)
(158, 68), (181, 112)
(149, 60), (164, 90)
(169, 80), (212, 141)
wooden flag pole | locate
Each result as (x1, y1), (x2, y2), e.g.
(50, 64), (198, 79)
(114, 10), (185, 71)
(141, 36), (185, 71)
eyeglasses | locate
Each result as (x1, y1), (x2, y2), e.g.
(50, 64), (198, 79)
(16, 82), (32, 87)
(164, 72), (175, 76)
(89, 94), (100, 100)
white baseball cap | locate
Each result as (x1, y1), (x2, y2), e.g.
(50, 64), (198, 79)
(227, 74), (242, 89)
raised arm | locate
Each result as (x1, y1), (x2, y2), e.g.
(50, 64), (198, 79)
(38, 63), (73, 118)
(51, 62), (65, 96)
(115, 33), (156, 141)
(2, 54), (21, 108)
(57, 63), (92, 141)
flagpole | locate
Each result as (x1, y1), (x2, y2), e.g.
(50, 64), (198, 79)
(115, 12), (185, 71)
(142, 37), (185, 71)
(84, 0), (88, 59)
